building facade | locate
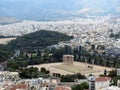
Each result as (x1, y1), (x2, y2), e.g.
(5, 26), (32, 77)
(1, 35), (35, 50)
(95, 77), (111, 90)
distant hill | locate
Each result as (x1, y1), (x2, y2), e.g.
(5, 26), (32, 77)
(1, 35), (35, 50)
(0, 0), (120, 20)
(8, 30), (73, 51)
(0, 17), (21, 25)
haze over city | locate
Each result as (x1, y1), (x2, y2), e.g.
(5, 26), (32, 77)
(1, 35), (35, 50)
(0, 0), (120, 90)
(0, 0), (120, 20)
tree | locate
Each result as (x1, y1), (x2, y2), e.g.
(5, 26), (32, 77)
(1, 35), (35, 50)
(108, 70), (117, 77)
(104, 69), (107, 76)
(91, 44), (95, 50)
(72, 82), (89, 90)
(8, 30), (73, 51)
(60, 73), (86, 82)
(80, 82), (89, 89)
(37, 50), (41, 56)
(6, 60), (19, 71)
(72, 84), (83, 90)
(111, 76), (120, 85)
(0, 45), (13, 63)
(40, 67), (49, 74)
(19, 67), (40, 79)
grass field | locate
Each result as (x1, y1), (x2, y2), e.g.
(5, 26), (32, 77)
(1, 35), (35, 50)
(29, 61), (114, 76)
(52, 63), (91, 73)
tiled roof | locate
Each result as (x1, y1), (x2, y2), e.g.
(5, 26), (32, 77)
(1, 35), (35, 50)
(10, 84), (28, 90)
(95, 77), (111, 82)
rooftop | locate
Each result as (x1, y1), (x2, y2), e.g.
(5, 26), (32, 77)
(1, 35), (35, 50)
(95, 77), (111, 82)
(10, 84), (28, 90)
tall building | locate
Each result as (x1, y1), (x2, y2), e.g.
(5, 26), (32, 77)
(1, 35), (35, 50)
(88, 76), (95, 90)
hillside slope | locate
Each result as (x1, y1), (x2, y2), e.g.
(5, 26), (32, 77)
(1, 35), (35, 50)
(8, 30), (73, 51)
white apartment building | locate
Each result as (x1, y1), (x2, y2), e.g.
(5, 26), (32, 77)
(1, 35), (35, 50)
(89, 76), (111, 90)
(95, 77), (111, 90)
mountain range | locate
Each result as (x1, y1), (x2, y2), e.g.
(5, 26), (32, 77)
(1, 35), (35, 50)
(0, 0), (120, 20)
(0, 17), (20, 25)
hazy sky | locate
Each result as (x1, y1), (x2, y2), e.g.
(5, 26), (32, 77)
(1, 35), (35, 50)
(0, 0), (120, 20)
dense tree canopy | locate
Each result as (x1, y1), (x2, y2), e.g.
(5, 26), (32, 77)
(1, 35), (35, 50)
(0, 45), (13, 62)
(8, 30), (73, 51)
(60, 73), (86, 82)
(72, 82), (89, 90)
(110, 32), (120, 39)
(19, 67), (50, 79)
(19, 67), (40, 79)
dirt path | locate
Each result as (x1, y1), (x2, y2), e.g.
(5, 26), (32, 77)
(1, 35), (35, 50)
(0, 38), (16, 44)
